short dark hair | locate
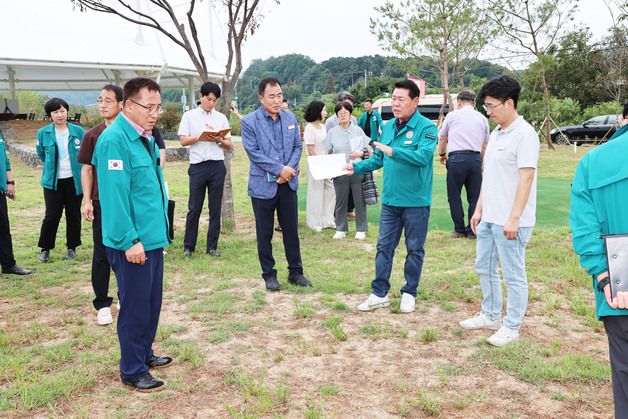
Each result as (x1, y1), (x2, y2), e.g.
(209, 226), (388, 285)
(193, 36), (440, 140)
(479, 76), (521, 108)
(258, 77), (281, 95)
(456, 90), (476, 103)
(123, 77), (161, 102)
(102, 84), (123, 102)
(282, 98), (288, 103)
(337, 91), (354, 103)
(44, 97), (69, 117)
(304, 100), (325, 122)
(200, 82), (221, 98)
(394, 80), (421, 99)
(364, 99), (373, 104)
(623, 102), (628, 118)
(335, 101), (353, 115)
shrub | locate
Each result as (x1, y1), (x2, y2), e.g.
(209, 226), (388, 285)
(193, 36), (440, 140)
(157, 104), (183, 133)
(581, 101), (622, 121)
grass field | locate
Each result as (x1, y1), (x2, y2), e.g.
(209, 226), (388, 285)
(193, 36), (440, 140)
(0, 142), (614, 418)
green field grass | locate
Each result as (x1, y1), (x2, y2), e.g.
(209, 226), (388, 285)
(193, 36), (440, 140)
(0, 142), (614, 418)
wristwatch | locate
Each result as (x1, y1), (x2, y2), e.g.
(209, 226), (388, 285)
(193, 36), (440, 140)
(597, 277), (610, 292)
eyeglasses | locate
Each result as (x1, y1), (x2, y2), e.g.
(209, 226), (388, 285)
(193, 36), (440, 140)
(128, 99), (164, 114)
(97, 98), (118, 105)
(482, 102), (504, 112)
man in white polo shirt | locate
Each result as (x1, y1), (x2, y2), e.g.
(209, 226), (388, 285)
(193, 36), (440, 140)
(179, 82), (232, 257)
(459, 76), (539, 347)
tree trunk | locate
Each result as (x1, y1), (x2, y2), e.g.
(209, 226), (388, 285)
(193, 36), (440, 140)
(538, 62), (556, 150)
(438, 45), (450, 127)
(219, 77), (236, 231)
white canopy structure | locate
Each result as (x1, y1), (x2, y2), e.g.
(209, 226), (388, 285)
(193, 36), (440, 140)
(0, 57), (223, 108)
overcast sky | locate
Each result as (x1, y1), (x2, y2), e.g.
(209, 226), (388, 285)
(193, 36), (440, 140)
(0, 0), (620, 73)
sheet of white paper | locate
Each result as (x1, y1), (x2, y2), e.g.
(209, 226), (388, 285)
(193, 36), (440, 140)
(307, 154), (350, 180)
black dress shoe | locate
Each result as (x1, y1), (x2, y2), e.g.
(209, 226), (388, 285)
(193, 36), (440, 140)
(39, 250), (50, 263)
(288, 273), (312, 287)
(264, 275), (281, 292)
(120, 372), (164, 392)
(147, 355), (173, 369)
(183, 248), (192, 257)
(2, 264), (32, 275)
(64, 248), (77, 260)
(206, 249), (221, 257)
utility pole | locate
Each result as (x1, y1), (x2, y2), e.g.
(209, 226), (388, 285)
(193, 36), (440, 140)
(364, 69), (368, 87)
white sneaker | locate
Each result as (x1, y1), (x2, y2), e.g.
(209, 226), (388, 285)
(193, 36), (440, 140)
(487, 325), (520, 347)
(354, 232), (366, 240)
(333, 231), (346, 240)
(459, 312), (501, 330)
(97, 307), (113, 326)
(357, 294), (390, 311)
(399, 293), (415, 313)
(312, 226), (323, 233)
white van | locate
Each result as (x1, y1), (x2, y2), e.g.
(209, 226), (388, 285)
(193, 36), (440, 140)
(372, 93), (458, 124)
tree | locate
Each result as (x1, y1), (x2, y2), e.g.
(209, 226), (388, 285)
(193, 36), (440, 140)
(598, 26), (628, 104)
(71, 0), (278, 228)
(370, 0), (493, 122)
(541, 29), (605, 107)
(485, 0), (578, 149)
(324, 72), (335, 94)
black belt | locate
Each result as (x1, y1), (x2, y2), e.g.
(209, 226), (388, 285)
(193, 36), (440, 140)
(191, 160), (223, 165)
(449, 150), (480, 155)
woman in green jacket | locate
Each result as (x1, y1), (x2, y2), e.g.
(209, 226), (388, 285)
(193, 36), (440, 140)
(36, 98), (85, 262)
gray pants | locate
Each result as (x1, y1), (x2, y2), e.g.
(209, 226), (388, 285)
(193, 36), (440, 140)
(333, 175), (367, 233)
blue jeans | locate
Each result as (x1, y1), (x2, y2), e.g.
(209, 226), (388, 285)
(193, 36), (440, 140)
(372, 205), (430, 298)
(475, 221), (533, 331)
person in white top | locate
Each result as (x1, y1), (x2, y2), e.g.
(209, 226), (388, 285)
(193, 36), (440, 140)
(303, 100), (335, 232)
(178, 82), (232, 257)
(459, 76), (540, 347)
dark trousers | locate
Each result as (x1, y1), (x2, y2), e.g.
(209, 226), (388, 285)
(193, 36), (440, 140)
(604, 316), (628, 417)
(0, 194), (16, 271)
(38, 178), (82, 250)
(183, 160), (226, 251)
(106, 247), (163, 380)
(333, 175), (367, 232)
(91, 201), (113, 310)
(446, 152), (482, 235)
(251, 183), (303, 279)
(372, 205), (430, 298)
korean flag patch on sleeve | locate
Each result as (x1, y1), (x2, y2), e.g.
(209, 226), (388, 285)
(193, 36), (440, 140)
(108, 160), (123, 170)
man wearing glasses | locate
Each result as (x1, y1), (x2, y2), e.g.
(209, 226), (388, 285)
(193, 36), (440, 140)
(459, 76), (539, 347)
(93, 78), (172, 392)
(178, 82), (232, 258)
(78, 84), (123, 326)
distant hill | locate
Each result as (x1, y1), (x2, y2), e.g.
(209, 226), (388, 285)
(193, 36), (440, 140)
(235, 54), (509, 110)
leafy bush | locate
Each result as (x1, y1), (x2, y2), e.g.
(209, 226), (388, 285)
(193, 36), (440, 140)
(157, 104), (183, 133)
(518, 97), (582, 127)
(581, 102), (622, 121)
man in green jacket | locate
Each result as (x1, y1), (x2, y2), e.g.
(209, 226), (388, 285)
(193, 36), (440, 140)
(0, 134), (31, 276)
(571, 129), (628, 416)
(93, 78), (171, 392)
(357, 99), (383, 142)
(609, 102), (628, 141)
(346, 80), (438, 314)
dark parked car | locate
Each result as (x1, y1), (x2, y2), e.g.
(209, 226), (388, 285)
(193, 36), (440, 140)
(551, 114), (620, 144)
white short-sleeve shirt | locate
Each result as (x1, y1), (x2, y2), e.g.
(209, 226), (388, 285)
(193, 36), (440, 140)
(178, 107), (231, 163)
(482, 116), (540, 227)
(303, 123), (327, 155)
